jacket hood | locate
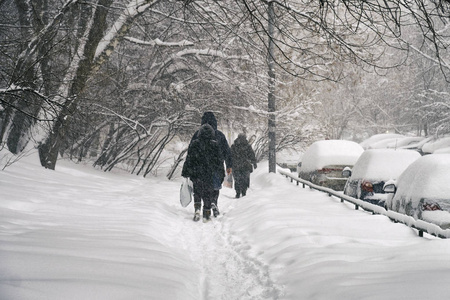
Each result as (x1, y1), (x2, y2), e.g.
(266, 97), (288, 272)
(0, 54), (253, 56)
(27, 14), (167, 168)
(201, 112), (217, 130)
(234, 133), (247, 145)
(198, 124), (215, 140)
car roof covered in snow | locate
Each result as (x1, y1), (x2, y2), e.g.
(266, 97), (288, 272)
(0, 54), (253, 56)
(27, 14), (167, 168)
(394, 154), (450, 202)
(360, 134), (405, 149)
(350, 149), (421, 181)
(421, 136), (450, 154)
(301, 140), (364, 172)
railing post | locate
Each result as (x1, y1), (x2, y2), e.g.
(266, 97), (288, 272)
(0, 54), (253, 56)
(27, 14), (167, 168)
(355, 204), (359, 210)
(419, 230), (424, 237)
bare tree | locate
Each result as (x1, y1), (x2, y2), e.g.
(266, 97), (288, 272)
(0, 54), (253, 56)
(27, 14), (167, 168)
(2, 0), (450, 174)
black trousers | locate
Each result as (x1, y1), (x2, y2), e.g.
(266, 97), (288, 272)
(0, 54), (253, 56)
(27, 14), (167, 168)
(193, 180), (214, 210)
(234, 170), (250, 194)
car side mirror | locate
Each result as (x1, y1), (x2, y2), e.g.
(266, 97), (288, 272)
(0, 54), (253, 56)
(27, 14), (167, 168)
(383, 183), (396, 193)
(342, 167), (352, 178)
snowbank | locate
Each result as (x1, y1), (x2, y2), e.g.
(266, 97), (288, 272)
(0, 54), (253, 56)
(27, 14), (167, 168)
(2, 152), (450, 299)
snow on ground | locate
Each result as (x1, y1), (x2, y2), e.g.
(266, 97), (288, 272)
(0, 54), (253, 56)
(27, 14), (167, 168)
(1, 151), (450, 300)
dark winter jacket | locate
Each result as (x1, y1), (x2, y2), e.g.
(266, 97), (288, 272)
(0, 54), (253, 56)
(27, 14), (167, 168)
(189, 112), (232, 170)
(182, 124), (225, 187)
(231, 134), (257, 173)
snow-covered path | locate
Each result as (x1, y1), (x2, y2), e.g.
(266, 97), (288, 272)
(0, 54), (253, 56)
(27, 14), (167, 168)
(175, 190), (281, 300)
(0, 156), (282, 299)
(2, 154), (450, 300)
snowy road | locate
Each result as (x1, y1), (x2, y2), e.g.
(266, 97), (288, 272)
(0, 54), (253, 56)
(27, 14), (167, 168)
(2, 154), (450, 299)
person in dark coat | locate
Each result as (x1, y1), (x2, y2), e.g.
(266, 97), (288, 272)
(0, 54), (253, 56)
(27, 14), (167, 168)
(188, 112), (232, 217)
(182, 124), (225, 222)
(231, 133), (257, 198)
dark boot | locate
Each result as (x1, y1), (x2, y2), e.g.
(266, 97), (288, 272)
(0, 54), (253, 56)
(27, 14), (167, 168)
(203, 209), (211, 223)
(211, 203), (220, 217)
(235, 192), (240, 198)
(242, 189), (246, 197)
(193, 202), (201, 222)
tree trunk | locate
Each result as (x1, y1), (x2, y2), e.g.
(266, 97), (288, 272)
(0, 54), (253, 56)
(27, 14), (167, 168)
(39, 0), (112, 169)
(267, 2), (276, 173)
(167, 148), (187, 180)
(2, 0), (42, 153)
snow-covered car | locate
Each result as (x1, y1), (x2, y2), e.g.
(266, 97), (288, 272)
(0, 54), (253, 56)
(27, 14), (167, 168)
(298, 140), (364, 191)
(360, 133), (405, 150)
(360, 134), (426, 153)
(384, 154), (450, 229)
(277, 149), (303, 172)
(421, 136), (450, 154)
(343, 149), (421, 207)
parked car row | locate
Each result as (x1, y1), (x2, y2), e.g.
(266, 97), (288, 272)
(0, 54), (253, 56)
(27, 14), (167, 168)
(297, 136), (450, 230)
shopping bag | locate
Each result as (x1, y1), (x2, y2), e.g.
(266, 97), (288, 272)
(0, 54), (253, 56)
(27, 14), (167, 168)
(223, 173), (233, 188)
(180, 178), (193, 207)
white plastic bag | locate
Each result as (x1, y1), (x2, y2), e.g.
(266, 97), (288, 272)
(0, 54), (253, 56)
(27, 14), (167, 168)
(223, 173), (233, 188)
(180, 178), (193, 207)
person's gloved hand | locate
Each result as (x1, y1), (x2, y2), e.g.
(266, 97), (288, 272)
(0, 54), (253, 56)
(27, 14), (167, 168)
(253, 164), (257, 169)
(226, 168), (232, 175)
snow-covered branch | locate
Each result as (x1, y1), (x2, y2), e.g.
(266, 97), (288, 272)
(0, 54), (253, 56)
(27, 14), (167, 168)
(0, 86), (62, 121)
(124, 37), (194, 47)
(172, 48), (250, 60)
(408, 43), (450, 72)
(12, 0), (80, 80)
(94, 0), (160, 64)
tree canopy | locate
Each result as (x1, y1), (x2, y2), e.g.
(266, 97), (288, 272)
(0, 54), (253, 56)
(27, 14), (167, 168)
(1, 0), (450, 174)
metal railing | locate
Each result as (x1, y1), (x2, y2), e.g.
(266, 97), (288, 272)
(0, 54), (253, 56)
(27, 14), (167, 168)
(279, 169), (450, 239)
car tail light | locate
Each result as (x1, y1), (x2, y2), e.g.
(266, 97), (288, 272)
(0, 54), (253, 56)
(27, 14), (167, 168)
(361, 181), (374, 193)
(423, 202), (442, 211)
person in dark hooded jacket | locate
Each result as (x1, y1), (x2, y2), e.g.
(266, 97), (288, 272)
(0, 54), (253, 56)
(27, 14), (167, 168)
(231, 133), (257, 198)
(182, 124), (225, 222)
(188, 112), (232, 217)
